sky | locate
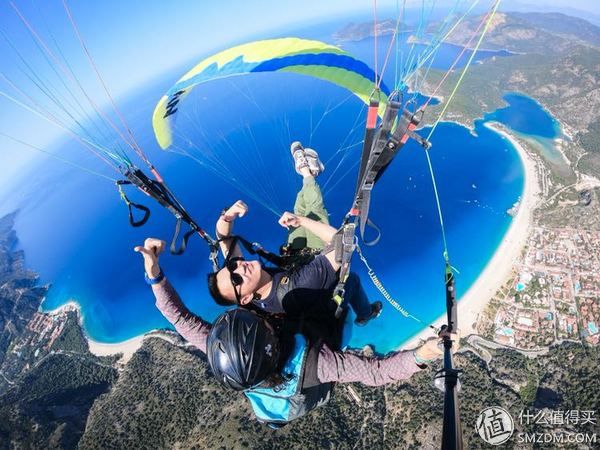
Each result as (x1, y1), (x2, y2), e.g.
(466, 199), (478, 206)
(0, 0), (598, 193)
(0, 0), (375, 189)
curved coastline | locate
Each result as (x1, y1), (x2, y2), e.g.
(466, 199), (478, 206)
(46, 299), (147, 362)
(400, 121), (541, 349)
(44, 121), (540, 357)
(86, 334), (147, 363)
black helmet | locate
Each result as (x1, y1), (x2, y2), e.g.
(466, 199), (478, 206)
(207, 309), (280, 391)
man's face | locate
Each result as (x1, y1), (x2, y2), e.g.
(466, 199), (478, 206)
(215, 258), (262, 305)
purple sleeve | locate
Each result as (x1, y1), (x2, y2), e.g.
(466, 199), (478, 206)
(151, 278), (211, 354)
(317, 344), (424, 386)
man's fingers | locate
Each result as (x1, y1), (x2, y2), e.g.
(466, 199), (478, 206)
(278, 212), (289, 224)
(134, 245), (150, 255)
(278, 213), (297, 229)
(229, 200), (248, 217)
(143, 238), (165, 255)
(135, 239), (166, 260)
(237, 200), (248, 216)
(153, 241), (164, 255)
(134, 246), (154, 260)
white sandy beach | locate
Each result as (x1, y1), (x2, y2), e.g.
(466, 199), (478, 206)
(86, 335), (147, 363)
(46, 299), (146, 363)
(401, 122), (541, 349)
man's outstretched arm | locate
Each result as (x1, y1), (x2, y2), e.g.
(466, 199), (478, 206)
(152, 277), (211, 353)
(317, 345), (424, 386)
(317, 333), (459, 386)
(135, 238), (211, 353)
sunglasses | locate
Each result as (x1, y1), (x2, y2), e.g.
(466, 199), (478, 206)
(224, 256), (244, 303)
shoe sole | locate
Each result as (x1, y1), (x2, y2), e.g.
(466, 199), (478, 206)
(290, 141), (304, 156)
(304, 148), (325, 176)
(290, 141), (308, 175)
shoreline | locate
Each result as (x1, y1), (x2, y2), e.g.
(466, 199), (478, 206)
(86, 334), (147, 363)
(400, 121), (540, 349)
(46, 124), (541, 357)
(45, 299), (147, 363)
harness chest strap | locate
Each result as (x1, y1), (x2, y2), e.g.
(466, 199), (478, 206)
(226, 235), (285, 268)
(331, 223), (357, 316)
(276, 274), (294, 306)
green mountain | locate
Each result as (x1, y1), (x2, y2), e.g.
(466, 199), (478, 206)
(445, 11), (599, 52)
(419, 12), (600, 187)
(510, 12), (600, 46)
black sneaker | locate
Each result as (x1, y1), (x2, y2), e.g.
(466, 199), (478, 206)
(354, 301), (383, 327)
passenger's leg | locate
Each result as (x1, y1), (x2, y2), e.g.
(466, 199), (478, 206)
(342, 272), (372, 319)
(300, 176), (329, 250)
(286, 184), (308, 250)
(343, 272), (383, 326)
(287, 142), (328, 251)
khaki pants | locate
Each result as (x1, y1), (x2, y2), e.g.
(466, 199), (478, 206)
(287, 176), (329, 250)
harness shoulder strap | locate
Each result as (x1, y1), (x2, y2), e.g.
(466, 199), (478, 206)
(276, 274), (295, 303)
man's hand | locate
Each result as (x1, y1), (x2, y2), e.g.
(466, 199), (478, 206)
(222, 200), (248, 222)
(134, 238), (166, 278)
(278, 211), (301, 229)
(415, 329), (461, 362)
(216, 201), (246, 258)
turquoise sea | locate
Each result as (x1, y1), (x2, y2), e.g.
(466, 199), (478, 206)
(1, 23), (560, 354)
(484, 92), (567, 175)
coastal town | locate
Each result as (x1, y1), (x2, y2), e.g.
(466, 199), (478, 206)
(491, 226), (600, 349)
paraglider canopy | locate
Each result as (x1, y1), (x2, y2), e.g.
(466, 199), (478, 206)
(152, 37), (390, 149)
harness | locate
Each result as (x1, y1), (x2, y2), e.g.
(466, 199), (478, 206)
(117, 166), (220, 270)
(221, 234), (317, 273)
(244, 334), (333, 428)
(331, 92), (431, 317)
